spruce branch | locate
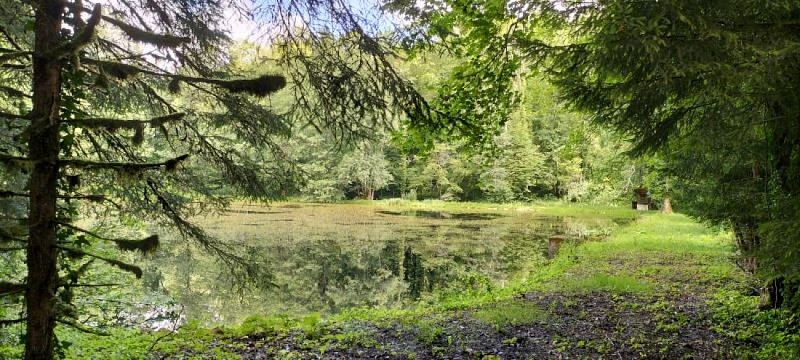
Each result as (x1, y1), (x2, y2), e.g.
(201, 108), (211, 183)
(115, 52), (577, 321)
(58, 259), (96, 288)
(60, 154), (190, 171)
(0, 246), (25, 252)
(101, 15), (190, 48)
(0, 229), (25, 243)
(0, 318), (26, 327)
(55, 245), (143, 278)
(56, 222), (159, 254)
(60, 283), (121, 288)
(56, 319), (109, 336)
(0, 85), (31, 100)
(0, 50), (32, 63)
(60, 194), (107, 203)
(82, 58), (286, 97)
(0, 110), (29, 120)
(0, 281), (26, 296)
(44, 4), (102, 60)
(0, 153), (37, 168)
(0, 26), (22, 51)
(66, 112), (185, 130)
(0, 190), (28, 198)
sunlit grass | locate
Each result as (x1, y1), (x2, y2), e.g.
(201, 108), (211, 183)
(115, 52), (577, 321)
(560, 273), (653, 293)
(472, 300), (549, 327)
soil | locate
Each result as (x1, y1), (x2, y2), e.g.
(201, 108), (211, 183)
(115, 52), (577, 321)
(212, 290), (741, 360)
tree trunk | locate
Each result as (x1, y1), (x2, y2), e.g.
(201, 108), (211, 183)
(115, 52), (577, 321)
(367, 188), (374, 200)
(25, 1), (63, 359)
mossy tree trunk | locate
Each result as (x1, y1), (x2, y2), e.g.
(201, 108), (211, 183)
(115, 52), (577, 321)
(25, 0), (63, 358)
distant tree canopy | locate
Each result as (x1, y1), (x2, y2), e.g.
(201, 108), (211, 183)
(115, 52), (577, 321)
(389, 0), (800, 309)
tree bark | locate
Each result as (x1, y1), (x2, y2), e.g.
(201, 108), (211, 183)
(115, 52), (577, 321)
(25, 0), (63, 359)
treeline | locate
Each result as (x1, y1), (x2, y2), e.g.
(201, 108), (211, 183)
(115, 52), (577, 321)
(226, 44), (639, 204)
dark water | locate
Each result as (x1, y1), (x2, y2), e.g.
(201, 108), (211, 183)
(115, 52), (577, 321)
(137, 204), (629, 325)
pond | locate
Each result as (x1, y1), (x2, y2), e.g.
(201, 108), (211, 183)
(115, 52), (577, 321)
(135, 203), (632, 326)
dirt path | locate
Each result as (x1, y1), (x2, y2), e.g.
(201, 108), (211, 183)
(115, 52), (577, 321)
(229, 291), (734, 359)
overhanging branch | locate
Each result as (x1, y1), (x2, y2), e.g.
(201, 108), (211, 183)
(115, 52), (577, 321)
(56, 222), (159, 253)
(65, 112), (185, 129)
(60, 154), (189, 171)
(82, 58), (286, 97)
(55, 245), (143, 278)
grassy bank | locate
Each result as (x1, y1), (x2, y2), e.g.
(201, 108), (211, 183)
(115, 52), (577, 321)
(22, 211), (799, 359)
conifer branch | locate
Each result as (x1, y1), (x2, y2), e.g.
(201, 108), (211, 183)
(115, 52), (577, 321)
(66, 112), (185, 129)
(60, 154), (189, 171)
(0, 64), (26, 70)
(57, 259), (95, 287)
(0, 318), (25, 327)
(56, 318), (110, 336)
(0, 85), (31, 99)
(44, 4), (102, 60)
(0, 246), (25, 252)
(0, 26), (22, 51)
(60, 194), (107, 203)
(6, 191), (110, 204)
(82, 58), (286, 96)
(61, 283), (121, 288)
(0, 190), (28, 198)
(0, 281), (26, 296)
(0, 111), (29, 120)
(0, 154), (36, 167)
(0, 230), (25, 244)
(55, 245), (143, 278)
(56, 222), (159, 254)
(101, 15), (190, 48)
(0, 50), (32, 63)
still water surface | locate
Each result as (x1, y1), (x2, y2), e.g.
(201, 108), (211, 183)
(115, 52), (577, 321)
(139, 203), (630, 325)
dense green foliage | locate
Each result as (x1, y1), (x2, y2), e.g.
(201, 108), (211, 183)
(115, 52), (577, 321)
(386, 0), (800, 310)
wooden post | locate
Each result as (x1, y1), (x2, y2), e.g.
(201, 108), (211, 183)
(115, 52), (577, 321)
(548, 235), (566, 258)
(662, 198), (673, 214)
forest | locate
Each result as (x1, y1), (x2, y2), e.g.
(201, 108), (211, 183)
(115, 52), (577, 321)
(1, 0), (799, 359)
